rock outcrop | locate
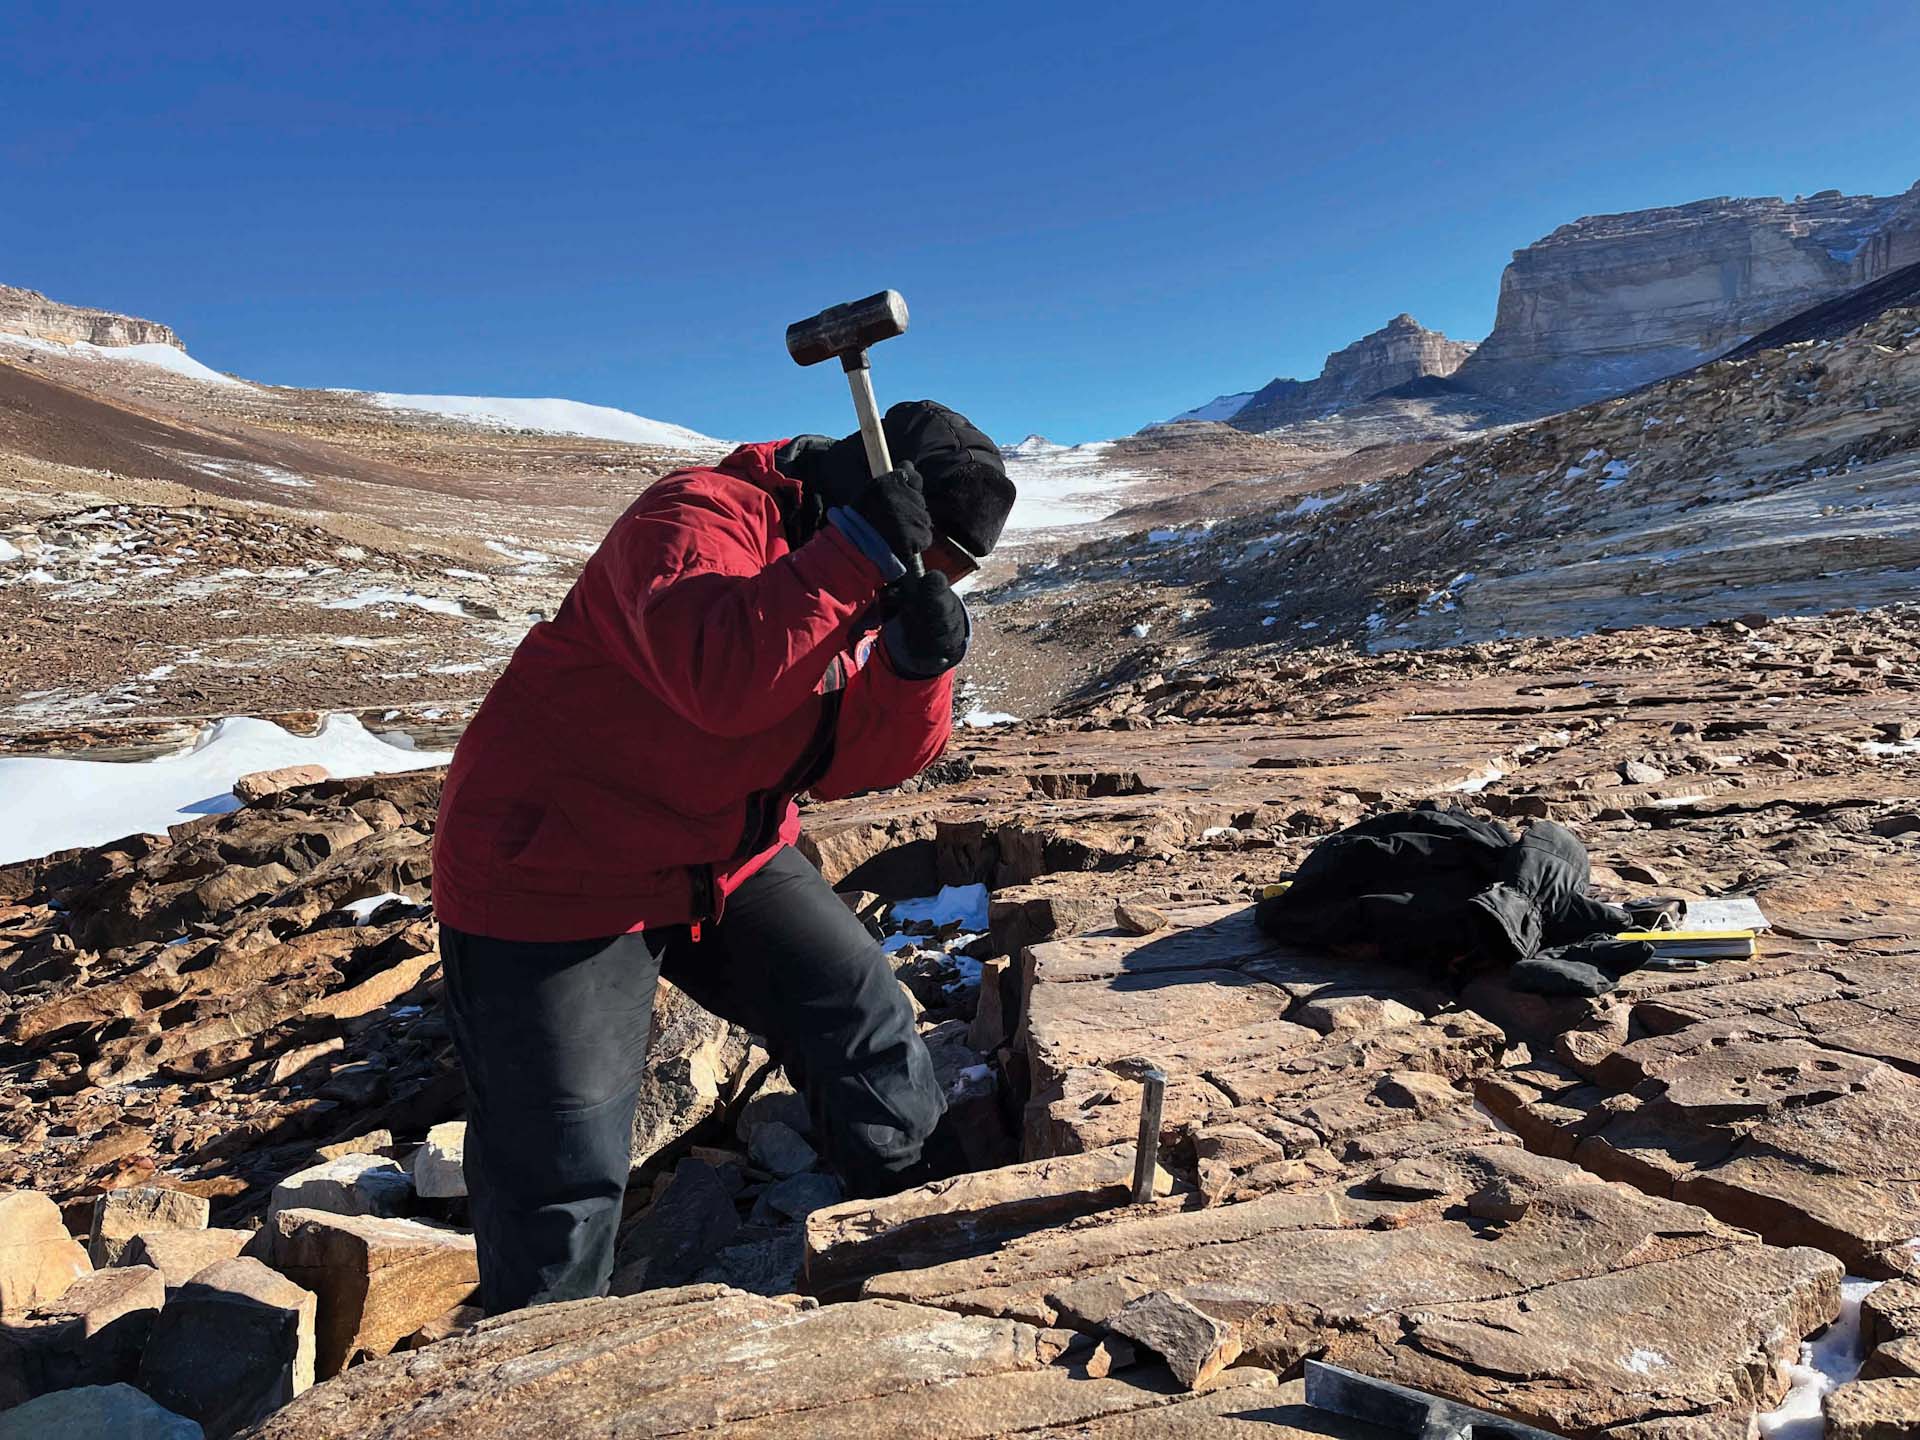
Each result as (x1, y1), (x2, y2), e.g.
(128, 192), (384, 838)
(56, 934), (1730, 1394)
(1229, 314), (1474, 433)
(0, 285), (182, 349)
(1453, 181), (1920, 408)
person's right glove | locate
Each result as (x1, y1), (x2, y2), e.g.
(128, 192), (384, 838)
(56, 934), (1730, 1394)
(882, 570), (968, 680)
(836, 461), (934, 573)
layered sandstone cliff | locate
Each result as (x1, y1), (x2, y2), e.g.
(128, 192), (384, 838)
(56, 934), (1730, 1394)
(0, 284), (182, 349)
(1229, 313), (1473, 432)
(1453, 181), (1920, 408)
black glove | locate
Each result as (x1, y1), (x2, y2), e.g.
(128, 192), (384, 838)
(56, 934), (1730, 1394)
(852, 462), (934, 567)
(1508, 939), (1655, 997)
(882, 570), (968, 680)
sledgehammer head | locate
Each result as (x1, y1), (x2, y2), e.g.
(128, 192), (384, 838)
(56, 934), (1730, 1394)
(786, 290), (910, 368)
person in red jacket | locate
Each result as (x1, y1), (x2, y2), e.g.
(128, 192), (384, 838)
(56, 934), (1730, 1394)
(432, 400), (1015, 1313)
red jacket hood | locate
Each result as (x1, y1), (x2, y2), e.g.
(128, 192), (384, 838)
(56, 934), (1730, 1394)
(714, 440), (802, 508)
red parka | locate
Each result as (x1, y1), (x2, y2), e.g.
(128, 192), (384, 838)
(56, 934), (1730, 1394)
(432, 441), (954, 942)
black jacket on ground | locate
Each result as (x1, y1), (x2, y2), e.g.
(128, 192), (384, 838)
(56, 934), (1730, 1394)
(1256, 808), (1639, 992)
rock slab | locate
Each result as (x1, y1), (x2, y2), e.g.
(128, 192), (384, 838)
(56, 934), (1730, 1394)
(138, 1256), (316, 1439)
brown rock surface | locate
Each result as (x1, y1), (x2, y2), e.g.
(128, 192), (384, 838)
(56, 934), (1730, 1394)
(861, 1144), (1840, 1436)
(233, 766), (333, 804)
(242, 1284), (1379, 1439)
(1826, 1376), (1920, 1438)
(26, 1261), (165, 1391)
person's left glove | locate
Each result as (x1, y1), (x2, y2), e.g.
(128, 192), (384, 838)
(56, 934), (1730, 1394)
(882, 570), (968, 680)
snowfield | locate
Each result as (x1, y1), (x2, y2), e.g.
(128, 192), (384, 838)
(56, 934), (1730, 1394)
(0, 332), (247, 387)
(362, 392), (724, 450)
(0, 716), (448, 866)
(999, 438), (1150, 531)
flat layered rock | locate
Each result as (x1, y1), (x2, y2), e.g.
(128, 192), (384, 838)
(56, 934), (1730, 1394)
(1021, 906), (1506, 1162)
(804, 1144), (1170, 1298)
(862, 1144), (1840, 1437)
(241, 1282), (1401, 1439)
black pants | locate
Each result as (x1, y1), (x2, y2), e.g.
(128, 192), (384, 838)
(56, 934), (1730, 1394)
(438, 845), (943, 1314)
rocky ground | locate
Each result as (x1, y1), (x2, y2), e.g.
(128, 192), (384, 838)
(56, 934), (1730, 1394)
(3, 608), (1919, 1435)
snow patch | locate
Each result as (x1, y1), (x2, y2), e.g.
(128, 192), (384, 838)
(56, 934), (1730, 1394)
(961, 709), (1020, 728)
(319, 587), (469, 619)
(0, 716), (448, 865)
(890, 884), (990, 932)
(1170, 391), (1256, 424)
(1756, 1277), (1880, 1439)
(361, 392), (720, 450)
(0, 332), (248, 387)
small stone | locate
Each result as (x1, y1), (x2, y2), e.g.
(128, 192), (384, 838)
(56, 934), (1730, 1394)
(764, 1171), (843, 1222)
(1615, 861), (1669, 886)
(1114, 901), (1169, 936)
(29, 1263), (166, 1390)
(1826, 1377), (1920, 1438)
(0, 1382), (204, 1439)
(0, 1190), (92, 1314)
(1084, 1336), (1138, 1378)
(88, 1185), (210, 1267)
(268, 1209), (479, 1378)
(737, 1089), (812, 1143)
(232, 765), (331, 803)
(1619, 760), (1667, 785)
(121, 1228), (251, 1289)
(1035, 1327), (1094, 1364)
(1107, 1290), (1242, 1390)
(410, 1121), (467, 1200)
(138, 1257), (316, 1436)
(267, 1152), (412, 1223)
(748, 1120), (819, 1178)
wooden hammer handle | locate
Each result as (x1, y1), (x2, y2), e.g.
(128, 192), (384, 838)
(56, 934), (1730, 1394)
(843, 355), (924, 579)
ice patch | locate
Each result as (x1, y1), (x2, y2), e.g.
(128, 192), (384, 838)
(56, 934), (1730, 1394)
(961, 709), (1020, 728)
(1447, 762), (1505, 794)
(360, 392), (721, 449)
(320, 587), (469, 619)
(1757, 1277), (1881, 1439)
(0, 539), (22, 564)
(0, 716), (448, 865)
(890, 884), (990, 932)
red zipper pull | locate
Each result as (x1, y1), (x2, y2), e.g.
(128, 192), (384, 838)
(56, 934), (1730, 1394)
(688, 921), (702, 943)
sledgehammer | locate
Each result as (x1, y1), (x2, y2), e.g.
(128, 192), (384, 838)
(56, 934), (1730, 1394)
(786, 289), (922, 577)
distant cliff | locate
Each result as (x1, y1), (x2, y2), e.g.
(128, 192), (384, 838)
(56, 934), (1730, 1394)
(1452, 182), (1920, 408)
(0, 285), (183, 349)
(1228, 314), (1473, 433)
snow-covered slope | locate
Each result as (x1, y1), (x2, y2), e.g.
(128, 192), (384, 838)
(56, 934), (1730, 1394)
(363, 392), (723, 449)
(1169, 390), (1255, 423)
(0, 716), (448, 865)
(0, 332), (247, 387)
(1000, 438), (1149, 531)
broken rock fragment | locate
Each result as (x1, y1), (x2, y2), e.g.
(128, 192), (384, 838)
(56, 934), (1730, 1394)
(267, 1152), (412, 1224)
(1106, 1289), (1242, 1389)
(88, 1184), (210, 1266)
(408, 1121), (467, 1199)
(30, 1262), (165, 1391)
(233, 765), (332, 803)
(0, 1189), (91, 1314)
(138, 1256), (316, 1438)
(267, 1208), (479, 1378)
(122, 1227), (252, 1289)
(0, 1381), (205, 1440)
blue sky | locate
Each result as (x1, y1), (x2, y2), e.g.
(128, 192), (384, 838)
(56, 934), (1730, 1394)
(4, 2), (1917, 444)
